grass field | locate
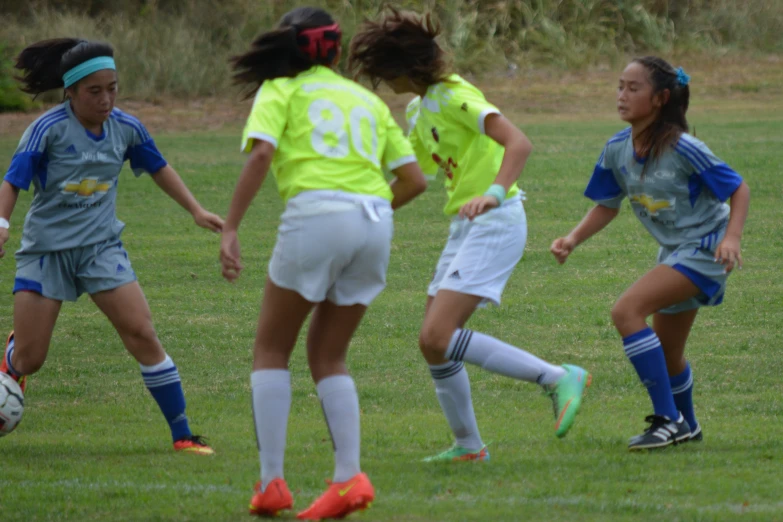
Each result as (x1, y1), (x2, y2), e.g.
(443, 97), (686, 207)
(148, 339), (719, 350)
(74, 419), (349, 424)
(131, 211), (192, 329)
(0, 69), (782, 521)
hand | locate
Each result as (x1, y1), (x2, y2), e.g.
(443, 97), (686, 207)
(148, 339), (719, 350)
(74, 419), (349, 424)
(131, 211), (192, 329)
(0, 227), (8, 259)
(550, 236), (577, 264)
(220, 231), (243, 282)
(714, 235), (742, 273)
(194, 208), (224, 233)
(459, 195), (499, 220)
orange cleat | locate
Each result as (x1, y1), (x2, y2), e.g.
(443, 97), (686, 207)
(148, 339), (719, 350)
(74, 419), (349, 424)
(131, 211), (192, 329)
(296, 472), (374, 520)
(173, 435), (214, 455)
(1, 332), (26, 393)
(249, 478), (294, 517)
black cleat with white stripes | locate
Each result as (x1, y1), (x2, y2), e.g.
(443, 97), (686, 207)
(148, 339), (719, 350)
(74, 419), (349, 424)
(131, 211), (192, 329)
(628, 414), (691, 450)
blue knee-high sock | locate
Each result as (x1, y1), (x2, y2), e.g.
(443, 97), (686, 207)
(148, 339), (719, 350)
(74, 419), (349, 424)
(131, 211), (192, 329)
(4, 338), (21, 378)
(623, 327), (679, 420)
(671, 362), (697, 430)
(141, 355), (191, 442)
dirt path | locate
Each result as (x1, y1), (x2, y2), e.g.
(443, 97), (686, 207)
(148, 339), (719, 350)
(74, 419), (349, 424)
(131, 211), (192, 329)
(1, 54), (780, 137)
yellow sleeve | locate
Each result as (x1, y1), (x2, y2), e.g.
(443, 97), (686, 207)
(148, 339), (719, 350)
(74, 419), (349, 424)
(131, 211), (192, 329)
(381, 108), (416, 171)
(240, 79), (291, 153)
(445, 86), (500, 135)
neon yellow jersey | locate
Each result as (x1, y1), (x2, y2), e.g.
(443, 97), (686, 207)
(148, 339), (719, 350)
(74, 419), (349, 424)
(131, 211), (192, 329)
(406, 74), (520, 215)
(241, 66), (415, 203)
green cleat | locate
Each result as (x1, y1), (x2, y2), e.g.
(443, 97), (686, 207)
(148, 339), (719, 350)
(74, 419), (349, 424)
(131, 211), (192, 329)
(544, 364), (591, 438)
(422, 444), (490, 462)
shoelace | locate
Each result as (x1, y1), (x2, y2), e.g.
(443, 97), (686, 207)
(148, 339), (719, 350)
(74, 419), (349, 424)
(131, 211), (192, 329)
(180, 434), (210, 446)
(643, 415), (671, 434)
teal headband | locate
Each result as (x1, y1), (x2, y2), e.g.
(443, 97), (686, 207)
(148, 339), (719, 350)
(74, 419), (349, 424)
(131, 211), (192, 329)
(62, 56), (116, 88)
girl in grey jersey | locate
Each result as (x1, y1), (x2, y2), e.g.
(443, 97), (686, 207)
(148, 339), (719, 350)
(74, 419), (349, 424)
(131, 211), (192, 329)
(551, 56), (749, 450)
(0, 38), (222, 454)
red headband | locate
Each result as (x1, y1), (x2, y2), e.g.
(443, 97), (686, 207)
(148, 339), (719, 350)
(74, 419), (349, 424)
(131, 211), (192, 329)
(297, 23), (342, 61)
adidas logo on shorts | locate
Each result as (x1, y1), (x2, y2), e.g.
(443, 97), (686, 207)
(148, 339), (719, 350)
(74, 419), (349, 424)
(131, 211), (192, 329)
(448, 270), (461, 280)
(116, 264), (126, 274)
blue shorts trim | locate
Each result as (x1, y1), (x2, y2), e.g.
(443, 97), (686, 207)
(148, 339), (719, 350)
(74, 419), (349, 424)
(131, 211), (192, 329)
(13, 278), (43, 295)
(672, 263), (721, 299)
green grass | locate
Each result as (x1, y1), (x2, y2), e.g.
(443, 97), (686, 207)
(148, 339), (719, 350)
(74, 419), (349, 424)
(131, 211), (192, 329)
(0, 99), (782, 521)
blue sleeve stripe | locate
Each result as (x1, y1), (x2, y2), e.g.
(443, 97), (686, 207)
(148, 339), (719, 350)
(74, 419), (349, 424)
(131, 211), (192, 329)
(597, 148), (606, 166)
(26, 110), (68, 153)
(606, 127), (631, 145)
(676, 139), (716, 170)
(674, 143), (709, 172)
(112, 108), (145, 131)
(112, 115), (151, 141)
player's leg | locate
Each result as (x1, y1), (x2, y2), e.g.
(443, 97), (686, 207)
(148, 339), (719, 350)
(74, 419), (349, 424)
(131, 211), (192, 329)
(249, 278), (314, 516)
(2, 291), (62, 392)
(90, 281), (211, 454)
(421, 202), (590, 444)
(654, 309), (702, 441)
(4, 252), (70, 391)
(611, 264), (701, 449)
(419, 291), (489, 460)
(293, 301), (374, 520)
(296, 203), (391, 520)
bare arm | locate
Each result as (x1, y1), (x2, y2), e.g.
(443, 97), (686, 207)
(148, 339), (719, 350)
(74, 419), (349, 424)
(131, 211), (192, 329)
(389, 162), (428, 210)
(0, 181), (20, 259)
(220, 140), (274, 282)
(715, 180), (750, 272)
(459, 114), (533, 219)
(151, 164), (223, 232)
(550, 204), (620, 264)
(486, 113), (533, 191)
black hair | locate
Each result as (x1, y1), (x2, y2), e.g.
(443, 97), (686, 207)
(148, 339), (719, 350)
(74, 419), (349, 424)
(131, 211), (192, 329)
(231, 6), (340, 98)
(632, 55), (690, 162)
(15, 38), (115, 96)
(348, 7), (450, 90)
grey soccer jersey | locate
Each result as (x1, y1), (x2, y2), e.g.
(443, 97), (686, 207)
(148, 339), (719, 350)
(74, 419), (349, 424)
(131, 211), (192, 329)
(3, 102), (167, 255)
(584, 128), (743, 248)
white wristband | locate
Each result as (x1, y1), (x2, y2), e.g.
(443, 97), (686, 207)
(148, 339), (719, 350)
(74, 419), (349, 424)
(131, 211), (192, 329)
(0, 218), (9, 229)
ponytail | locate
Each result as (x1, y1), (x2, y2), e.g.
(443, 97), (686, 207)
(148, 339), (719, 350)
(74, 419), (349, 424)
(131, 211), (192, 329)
(633, 56), (691, 163)
(15, 38), (115, 96)
(231, 7), (340, 98)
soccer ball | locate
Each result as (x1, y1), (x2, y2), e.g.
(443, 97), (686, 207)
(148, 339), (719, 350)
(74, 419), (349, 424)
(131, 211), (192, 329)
(0, 372), (24, 436)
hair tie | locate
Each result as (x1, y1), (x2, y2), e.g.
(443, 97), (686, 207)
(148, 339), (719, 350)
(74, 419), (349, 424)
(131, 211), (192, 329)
(675, 67), (690, 87)
(297, 23), (342, 61)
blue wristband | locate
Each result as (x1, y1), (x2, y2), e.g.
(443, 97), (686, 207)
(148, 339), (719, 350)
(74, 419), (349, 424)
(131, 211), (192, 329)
(483, 184), (506, 205)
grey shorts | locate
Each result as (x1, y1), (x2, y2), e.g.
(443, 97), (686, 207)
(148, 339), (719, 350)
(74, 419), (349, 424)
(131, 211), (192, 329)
(658, 227), (729, 314)
(14, 238), (137, 302)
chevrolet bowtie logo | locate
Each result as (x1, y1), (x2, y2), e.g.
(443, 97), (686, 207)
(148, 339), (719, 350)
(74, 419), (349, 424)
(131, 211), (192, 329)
(62, 179), (111, 197)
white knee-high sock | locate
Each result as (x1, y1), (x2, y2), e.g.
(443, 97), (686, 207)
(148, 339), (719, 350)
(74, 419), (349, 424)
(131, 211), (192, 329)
(429, 361), (484, 451)
(446, 329), (566, 385)
(251, 369), (291, 491)
(317, 375), (361, 482)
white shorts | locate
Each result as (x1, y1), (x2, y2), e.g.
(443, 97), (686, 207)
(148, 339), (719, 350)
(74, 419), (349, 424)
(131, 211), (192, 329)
(268, 190), (393, 306)
(428, 195), (526, 306)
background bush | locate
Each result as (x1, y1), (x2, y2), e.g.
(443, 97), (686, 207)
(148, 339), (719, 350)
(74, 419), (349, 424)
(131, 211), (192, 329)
(0, 0), (781, 105)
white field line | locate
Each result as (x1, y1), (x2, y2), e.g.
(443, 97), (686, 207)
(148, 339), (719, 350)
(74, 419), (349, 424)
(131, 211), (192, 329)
(1, 480), (782, 514)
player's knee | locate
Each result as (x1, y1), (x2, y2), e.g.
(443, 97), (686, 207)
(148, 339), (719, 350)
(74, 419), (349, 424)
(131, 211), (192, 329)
(122, 321), (159, 347)
(610, 299), (640, 330)
(418, 324), (452, 359)
(11, 341), (47, 375)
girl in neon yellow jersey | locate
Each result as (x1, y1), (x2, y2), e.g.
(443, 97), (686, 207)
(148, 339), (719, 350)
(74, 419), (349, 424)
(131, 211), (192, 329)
(349, 8), (591, 462)
(220, 6), (427, 519)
